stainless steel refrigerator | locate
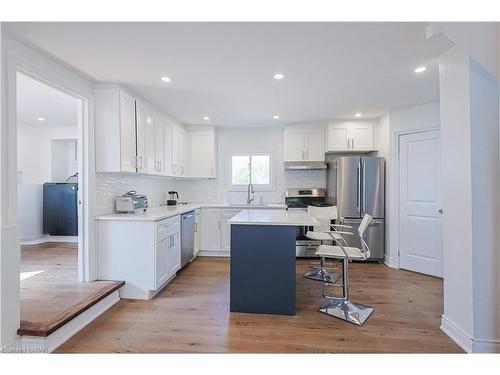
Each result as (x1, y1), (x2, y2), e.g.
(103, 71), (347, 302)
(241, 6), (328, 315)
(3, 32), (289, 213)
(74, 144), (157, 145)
(326, 157), (385, 261)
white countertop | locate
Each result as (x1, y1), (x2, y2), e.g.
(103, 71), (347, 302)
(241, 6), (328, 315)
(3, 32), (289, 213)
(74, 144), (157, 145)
(228, 209), (319, 226)
(97, 203), (286, 222)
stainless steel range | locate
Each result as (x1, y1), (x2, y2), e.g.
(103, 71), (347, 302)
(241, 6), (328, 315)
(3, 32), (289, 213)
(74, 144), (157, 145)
(285, 188), (332, 257)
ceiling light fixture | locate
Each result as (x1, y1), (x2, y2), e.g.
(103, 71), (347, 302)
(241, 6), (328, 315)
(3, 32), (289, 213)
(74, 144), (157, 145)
(414, 66), (427, 73)
(273, 115), (280, 119)
(355, 113), (362, 118)
(161, 76), (172, 82)
(203, 116), (210, 121)
(37, 117), (45, 121)
(273, 73), (285, 80)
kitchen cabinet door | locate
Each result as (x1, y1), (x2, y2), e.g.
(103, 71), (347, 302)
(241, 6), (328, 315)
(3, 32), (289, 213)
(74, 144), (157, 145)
(154, 116), (166, 175)
(144, 107), (156, 175)
(163, 121), (173, 176)
(200, 208), (221, 251)
(179, 128), (187, 176)
(221, 209), (241, 252)
(135, 102), (147, 173)
(119, 90), (137, 172)
(350, 121), (374, 151)
(188, 129), (216, 178)
(194, 209), (201, 256)
(327, 122), (350, 151)
(305, 127), (326, 161)
(284, 128), (305, 161)
(156, 235), (169, 288)
(171, 124), (180, 175)
(167, 231), (181, 277)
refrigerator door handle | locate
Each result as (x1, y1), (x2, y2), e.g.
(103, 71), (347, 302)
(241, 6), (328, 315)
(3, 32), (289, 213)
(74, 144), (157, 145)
(362, 161), (366, 215)
(357, 161), (361, 214)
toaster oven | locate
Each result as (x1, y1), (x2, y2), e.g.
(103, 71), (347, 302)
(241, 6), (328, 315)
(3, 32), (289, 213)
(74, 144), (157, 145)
(115, 191), (148, 214)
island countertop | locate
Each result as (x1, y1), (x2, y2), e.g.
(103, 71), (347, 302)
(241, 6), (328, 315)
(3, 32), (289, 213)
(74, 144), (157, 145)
(228, 209), (319, 226)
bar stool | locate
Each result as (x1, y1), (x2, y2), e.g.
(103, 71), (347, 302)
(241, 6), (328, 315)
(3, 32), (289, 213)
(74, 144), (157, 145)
(315, 213), (374, 326)
(304, 205), (349, 284)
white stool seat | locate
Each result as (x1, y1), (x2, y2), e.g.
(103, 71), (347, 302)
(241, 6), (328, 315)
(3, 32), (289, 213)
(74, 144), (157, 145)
(316, 244), (366, 260)
(306, 231), (341, 241)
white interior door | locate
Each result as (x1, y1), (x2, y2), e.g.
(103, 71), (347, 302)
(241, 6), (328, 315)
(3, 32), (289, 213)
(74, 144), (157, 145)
(399, 129), (442, 277)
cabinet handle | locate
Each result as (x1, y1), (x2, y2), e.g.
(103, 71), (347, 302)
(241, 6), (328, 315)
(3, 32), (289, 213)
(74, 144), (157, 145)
(218, 221), (221, 230)
(306, 150), (309, 160)
(347, 139), (350, 149)
(352, 138), (355, 149)
(210, 167), (214, 177)
(194, 223), (198, 232)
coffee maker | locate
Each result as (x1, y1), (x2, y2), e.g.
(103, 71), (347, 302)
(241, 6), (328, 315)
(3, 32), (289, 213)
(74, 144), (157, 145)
(167, 191), (179, 206)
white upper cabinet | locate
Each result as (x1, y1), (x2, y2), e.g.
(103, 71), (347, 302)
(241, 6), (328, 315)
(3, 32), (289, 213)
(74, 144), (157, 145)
(327, 120), (374, 152)
(283, 125), (326, 161)
(95, 88), (137, 173)
(136, 101), (157, 175)
(95, 86), (215, 179)
(187, 126), (216, 178)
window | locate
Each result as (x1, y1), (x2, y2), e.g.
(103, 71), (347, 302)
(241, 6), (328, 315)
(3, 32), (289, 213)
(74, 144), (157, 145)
(229, 153), (273, 191)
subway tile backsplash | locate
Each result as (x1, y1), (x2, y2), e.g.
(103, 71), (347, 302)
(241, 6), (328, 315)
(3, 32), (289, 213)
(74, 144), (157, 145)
(95, 169), (326, 215)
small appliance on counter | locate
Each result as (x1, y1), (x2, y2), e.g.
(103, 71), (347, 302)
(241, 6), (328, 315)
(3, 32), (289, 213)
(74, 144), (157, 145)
(115, 190), (148, 214)
(167, 191), (179, 206)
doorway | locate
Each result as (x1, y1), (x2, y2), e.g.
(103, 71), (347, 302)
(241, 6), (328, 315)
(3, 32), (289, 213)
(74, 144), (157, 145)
(16, 72), (84, 333)
(398, 129), (443, 277)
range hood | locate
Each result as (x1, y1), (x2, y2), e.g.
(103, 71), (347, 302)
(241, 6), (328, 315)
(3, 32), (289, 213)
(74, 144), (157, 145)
(284, 161), (327, 170)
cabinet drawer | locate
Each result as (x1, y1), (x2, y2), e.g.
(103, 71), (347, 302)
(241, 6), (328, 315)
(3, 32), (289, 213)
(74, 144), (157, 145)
(157, 216), (180, 239)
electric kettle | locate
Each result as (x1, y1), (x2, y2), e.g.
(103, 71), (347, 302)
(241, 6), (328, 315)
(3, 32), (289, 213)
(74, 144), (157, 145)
(167, 191), (179, 206)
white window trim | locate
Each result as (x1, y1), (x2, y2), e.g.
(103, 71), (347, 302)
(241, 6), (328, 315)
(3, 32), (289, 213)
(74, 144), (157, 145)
(227, 152), (276, 192)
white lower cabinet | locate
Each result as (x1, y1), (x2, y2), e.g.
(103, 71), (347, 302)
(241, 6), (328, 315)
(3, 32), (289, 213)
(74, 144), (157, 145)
(98, 216), (180, 299)
(222, 209), (241, 252)
(200, 208), (242, 254)
(200, 208), (222, 252)
(194, 209), (201, 256)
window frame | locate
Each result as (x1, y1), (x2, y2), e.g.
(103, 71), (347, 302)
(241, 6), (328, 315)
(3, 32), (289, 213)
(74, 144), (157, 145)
(227, 152), (275, 192)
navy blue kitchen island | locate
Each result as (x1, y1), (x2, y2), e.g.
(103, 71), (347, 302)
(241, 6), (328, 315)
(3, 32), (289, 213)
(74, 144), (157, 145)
(228, 209), (319, 316)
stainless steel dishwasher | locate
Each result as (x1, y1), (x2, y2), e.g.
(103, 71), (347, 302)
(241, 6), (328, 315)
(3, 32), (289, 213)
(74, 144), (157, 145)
(180, 210), (196, 268)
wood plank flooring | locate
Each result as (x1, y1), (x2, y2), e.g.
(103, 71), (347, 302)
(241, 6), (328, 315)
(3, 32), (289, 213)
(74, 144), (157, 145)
(20, 242), (123, 337)
(56, 257), (462, 353)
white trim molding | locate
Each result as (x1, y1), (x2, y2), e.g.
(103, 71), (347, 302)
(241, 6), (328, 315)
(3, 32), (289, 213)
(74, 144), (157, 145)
(441, 315), (500, 353)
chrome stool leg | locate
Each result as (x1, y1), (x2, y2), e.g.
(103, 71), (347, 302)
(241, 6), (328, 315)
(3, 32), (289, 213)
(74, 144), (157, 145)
(304, 256), (341, 284)
(318, 258), (374, 326)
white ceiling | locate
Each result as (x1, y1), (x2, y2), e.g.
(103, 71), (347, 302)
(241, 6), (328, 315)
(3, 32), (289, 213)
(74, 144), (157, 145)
(17, 72), (79, 127)
(5, 22), (451, 127)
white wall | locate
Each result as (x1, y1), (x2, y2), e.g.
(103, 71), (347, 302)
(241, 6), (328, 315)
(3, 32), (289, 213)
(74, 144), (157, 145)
(16, 123), (77, 241)
(17, 123), (77, 184)
(377, 102), (440, 268)
(439, 46), (500, 353)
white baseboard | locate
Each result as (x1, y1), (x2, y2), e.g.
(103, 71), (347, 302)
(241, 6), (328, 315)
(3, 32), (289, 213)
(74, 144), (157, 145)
(21, 235), (78, 245)
(197, 250), (230, 257)
(383, 254), (399, 268)
(440, 315), (473, 353)
(5, 290), (120, 353)
(440, 315), (500, 353)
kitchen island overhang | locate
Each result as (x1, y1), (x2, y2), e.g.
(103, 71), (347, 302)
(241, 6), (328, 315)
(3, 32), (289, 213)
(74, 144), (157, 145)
(228, 209), (319, 316)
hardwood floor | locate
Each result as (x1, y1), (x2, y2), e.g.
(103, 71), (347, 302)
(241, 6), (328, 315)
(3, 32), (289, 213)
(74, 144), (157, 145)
(56, 257), (462, 353)
(20, 242), (123, 337)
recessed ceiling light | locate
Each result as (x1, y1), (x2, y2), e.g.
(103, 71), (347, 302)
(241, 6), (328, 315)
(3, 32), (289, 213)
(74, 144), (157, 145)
(273, 73), (285, 80)
(37, 117), (45, 121)
(273, 115), (280, 119)
(203, 116), (210, 121)
(414, 66), (427, 73)
(355, 113), (362, 118)
(161, 76), (172, 82)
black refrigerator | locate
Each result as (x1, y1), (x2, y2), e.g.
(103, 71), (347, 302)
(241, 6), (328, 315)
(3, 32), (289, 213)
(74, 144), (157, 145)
(43, 183), (78, 236)
(326, 157), (385, 261)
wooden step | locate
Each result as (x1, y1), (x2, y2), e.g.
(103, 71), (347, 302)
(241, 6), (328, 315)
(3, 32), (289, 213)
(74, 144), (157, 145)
(18, 280), (125, 337)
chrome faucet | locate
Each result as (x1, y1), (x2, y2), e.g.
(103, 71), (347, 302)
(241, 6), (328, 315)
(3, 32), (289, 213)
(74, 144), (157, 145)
(247, 183), (255, 205)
